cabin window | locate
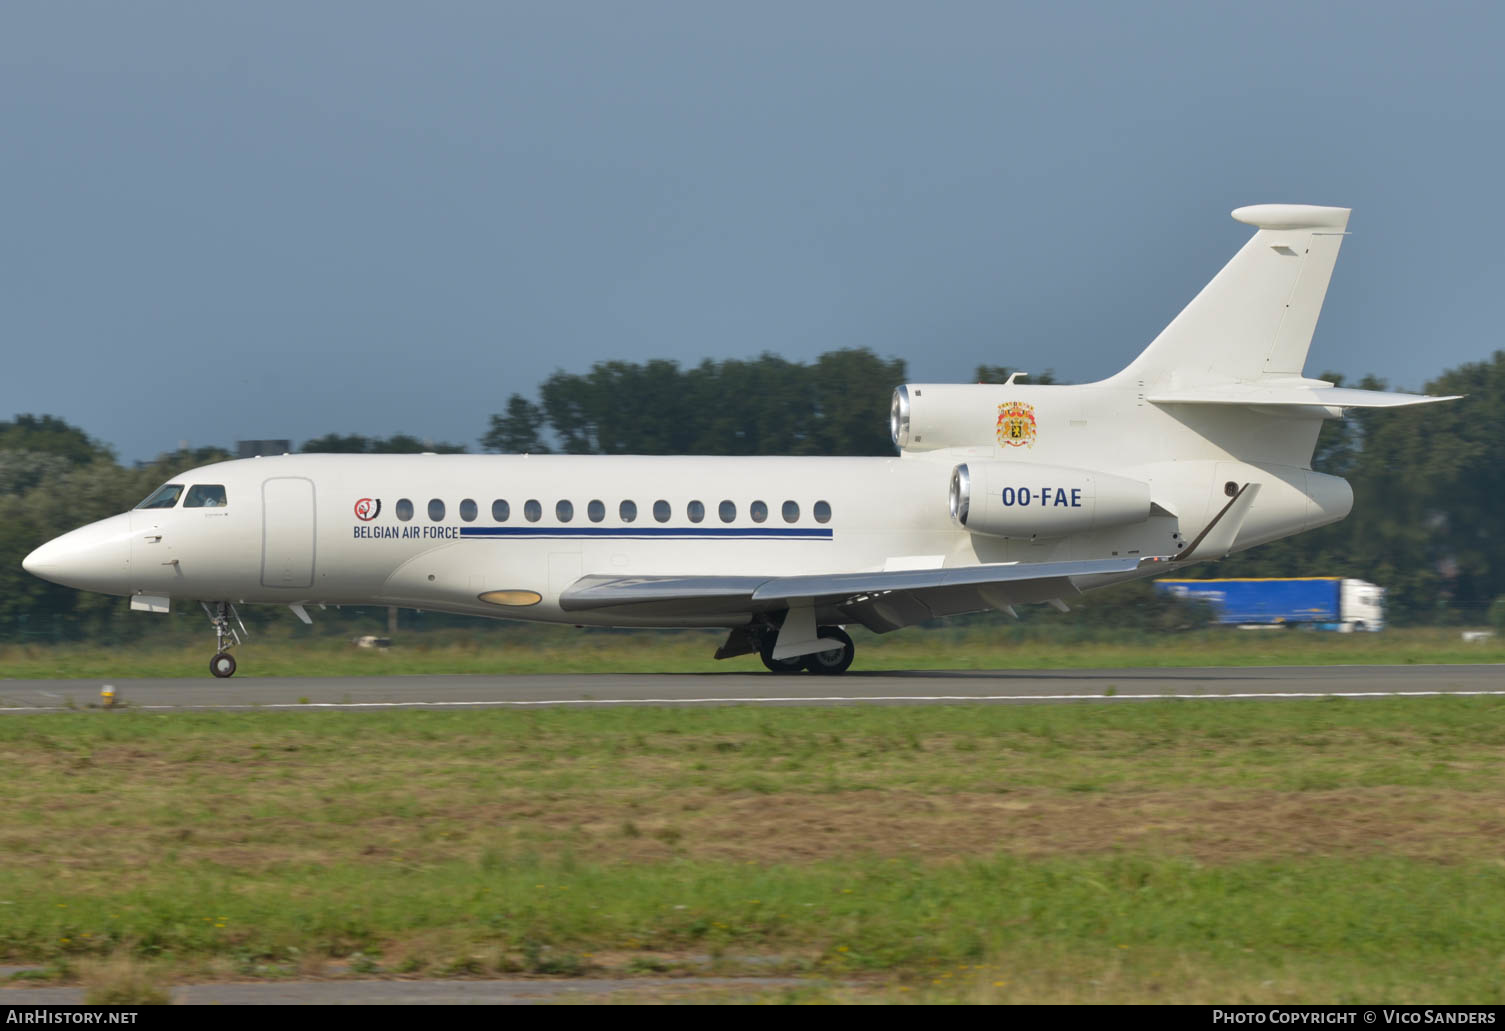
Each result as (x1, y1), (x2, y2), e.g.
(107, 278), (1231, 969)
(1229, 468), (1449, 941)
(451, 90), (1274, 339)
(396, 498), (414, 521)
(428, 498), (446, 521)
(459, 499), (478, 522)
(814, 500), (831, 524)
(620, 500), (638, 523)
(653, 500), (670, 523)
(492, 499), (510, 522)
(588, 500), (605, 523)
(183, 485), (227, 508)
(524, 499), (542, 522)
(136, 484), (184, 509)
(719, 500), (736, 523)
(782, 500), (799, 523)
(750, 500), (767, 523)
(687, 500), (705, 523)
(556, 500), (574, 522)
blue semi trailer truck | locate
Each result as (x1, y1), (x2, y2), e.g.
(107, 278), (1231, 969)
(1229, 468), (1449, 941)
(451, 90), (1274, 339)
(1153, 578), (1387, 632)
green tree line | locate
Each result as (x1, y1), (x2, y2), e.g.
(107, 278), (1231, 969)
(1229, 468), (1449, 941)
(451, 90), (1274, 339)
(1, 349), (1500, 640)
(481, 353), (1051, 455)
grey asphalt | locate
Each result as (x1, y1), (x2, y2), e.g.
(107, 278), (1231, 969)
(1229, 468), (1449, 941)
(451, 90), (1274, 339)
(1, 665), (1501, 712)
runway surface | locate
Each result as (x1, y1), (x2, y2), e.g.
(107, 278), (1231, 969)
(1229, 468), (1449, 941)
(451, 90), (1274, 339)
(1, 664), (1501, 712)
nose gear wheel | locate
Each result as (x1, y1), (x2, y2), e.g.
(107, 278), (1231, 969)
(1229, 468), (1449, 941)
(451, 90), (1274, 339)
(201, 601), (247, 678)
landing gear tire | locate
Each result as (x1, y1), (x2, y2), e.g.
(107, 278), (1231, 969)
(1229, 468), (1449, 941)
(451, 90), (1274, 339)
(759, 641), (806, 674)
(803, 627), (855, 676)
(201, 601), (246, 678)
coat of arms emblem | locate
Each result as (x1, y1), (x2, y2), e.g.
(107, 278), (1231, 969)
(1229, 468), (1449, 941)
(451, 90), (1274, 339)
(996, 401), (1037, 448)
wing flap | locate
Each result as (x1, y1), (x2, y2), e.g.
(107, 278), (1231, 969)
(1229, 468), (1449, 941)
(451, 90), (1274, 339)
(559, 556), (1149, 622)
(750, 556), (1145, 603)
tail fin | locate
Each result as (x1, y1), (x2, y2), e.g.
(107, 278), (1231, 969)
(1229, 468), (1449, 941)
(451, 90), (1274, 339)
(1115, 204), (1351, 387)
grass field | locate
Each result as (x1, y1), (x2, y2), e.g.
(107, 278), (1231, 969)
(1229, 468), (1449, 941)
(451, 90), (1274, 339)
(2, 624), (1503, 679)
(2, 697), (1504, 1002)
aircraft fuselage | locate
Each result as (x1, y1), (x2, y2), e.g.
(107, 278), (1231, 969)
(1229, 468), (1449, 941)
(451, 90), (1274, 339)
(25, 446), (1348, 629)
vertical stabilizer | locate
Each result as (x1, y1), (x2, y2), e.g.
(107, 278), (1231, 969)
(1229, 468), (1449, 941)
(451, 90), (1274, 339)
(1114, 204), (1350, 388)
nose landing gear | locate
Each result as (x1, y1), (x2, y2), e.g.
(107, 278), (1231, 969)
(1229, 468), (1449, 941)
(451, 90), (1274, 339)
(202, 601), (247, 678)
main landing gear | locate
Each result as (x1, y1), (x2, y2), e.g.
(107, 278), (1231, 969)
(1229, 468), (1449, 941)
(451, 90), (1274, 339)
(202, 601), (247, 678)
(758, 625), (855, 676)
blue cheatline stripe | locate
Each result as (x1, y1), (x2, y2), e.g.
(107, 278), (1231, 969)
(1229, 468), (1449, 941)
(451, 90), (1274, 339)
(459, 526), (832, 540)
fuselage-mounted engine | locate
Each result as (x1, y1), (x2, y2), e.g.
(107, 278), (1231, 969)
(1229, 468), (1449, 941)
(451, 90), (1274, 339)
(949, 461), (1151, 540)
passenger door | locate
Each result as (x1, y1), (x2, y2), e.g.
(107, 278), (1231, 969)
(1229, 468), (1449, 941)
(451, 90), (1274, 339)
(261, 477), (316, 589)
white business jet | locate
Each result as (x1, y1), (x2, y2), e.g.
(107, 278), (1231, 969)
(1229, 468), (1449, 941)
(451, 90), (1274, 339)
(23, 205), (1458, 678)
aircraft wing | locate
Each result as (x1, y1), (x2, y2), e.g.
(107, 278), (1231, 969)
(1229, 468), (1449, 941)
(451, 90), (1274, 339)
(558, 555), (1152, 633)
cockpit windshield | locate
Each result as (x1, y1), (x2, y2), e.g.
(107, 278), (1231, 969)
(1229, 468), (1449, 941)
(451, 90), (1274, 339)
(136, 484), (184, 509)
(184, 484), (228, 508)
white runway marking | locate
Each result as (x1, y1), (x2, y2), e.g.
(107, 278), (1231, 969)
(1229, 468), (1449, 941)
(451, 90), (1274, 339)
(4, 689), (1505, 712)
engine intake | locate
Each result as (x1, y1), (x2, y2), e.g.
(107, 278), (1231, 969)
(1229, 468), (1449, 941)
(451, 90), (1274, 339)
(891, 383), (1014, 451)
(949, 462), (1151, 539)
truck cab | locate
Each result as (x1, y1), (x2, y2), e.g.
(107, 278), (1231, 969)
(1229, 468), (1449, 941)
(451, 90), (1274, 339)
(1339, 578), (1386, 632)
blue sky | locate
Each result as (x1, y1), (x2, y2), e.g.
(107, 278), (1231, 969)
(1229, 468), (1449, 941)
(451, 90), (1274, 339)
(3, 1), (1501, 460)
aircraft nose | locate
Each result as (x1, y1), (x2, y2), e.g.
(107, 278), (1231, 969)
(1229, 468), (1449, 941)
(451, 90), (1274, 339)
(21, 545), (45, 577)
(21, 513), (134, 594)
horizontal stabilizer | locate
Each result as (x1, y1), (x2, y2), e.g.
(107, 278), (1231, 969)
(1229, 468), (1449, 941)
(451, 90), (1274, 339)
(1148, 383), (1462, 410)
